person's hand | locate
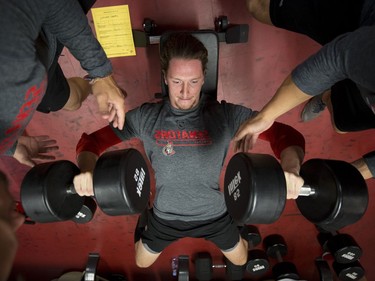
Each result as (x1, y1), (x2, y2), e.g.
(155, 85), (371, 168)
(284, 171), (304, 199)
(91, 75), (127, 130)
(233, 114), (274, 152)
(73, 172), (94, 196)
(13, 135), (59, 167)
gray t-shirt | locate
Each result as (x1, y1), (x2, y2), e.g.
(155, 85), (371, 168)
(291, 26), (375, 178)
(114, 95), (256, 222)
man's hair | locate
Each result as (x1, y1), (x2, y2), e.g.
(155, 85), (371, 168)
(160, 32), (208, 75)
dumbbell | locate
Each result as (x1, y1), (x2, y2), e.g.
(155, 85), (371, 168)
(20, 148), (150, 223)
(317, 230), (362, 264)
(71, 197), (97, 224)
(171, 255), (190, 281)
(143, 18), (156, 34)
(239, 225), (269, 277)
(315, 258), (334, 281)
(16, 197), (97, 224)
(332, 260), (365, 281)
(215, 15), (229, 32)
(195, 252), (244, 281)
(224, 153), (368, 231)
(263, 234), (300, 280)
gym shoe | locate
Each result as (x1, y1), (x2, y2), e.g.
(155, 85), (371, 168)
(300, 94), (326, 122)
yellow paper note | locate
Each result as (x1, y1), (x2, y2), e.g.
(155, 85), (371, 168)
(91, 5), (136, 58)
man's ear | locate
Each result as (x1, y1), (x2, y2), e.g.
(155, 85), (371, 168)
(163, 71), (167, 85)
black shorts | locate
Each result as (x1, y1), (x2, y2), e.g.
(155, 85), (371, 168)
(37, 44), (70, 114)
(331, 80), (375, 132)
(141, 210), (240, 253)
(269, 0), (363, 45)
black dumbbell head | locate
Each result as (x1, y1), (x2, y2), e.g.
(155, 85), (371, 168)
(225, 259), (244, 280)
(224, 153), (287, 225)
(239, 225), (261, 246)
(297, 159), (368, 231)
(94, 149), (150, 216)
(246, 249), (270, 277)
(21, 160), (84, 223)
(332, 260), (365, 281)
(264, 234), (288, 259)
(71, 197), (97, 224)
(195, 252), (213, 281)
(272, 261), (299, 280)
(327, 234), (362, 264)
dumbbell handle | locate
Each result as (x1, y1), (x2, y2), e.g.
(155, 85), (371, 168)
(299, 185), (316, 196)
(275, 250), (283, 263)
(66, 184), (95, 198)
(66, 184), (81, 195)
(212, 264), (226, 269)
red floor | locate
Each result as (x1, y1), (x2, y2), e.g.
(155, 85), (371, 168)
(2, 0), (374, 280)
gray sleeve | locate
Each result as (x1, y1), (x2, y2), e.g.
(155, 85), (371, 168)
(113, 111), (138, 141)
(112, 106), (143, 141)
(221, 101), (256, 135)
(291, 26), (375, 96)
(42, 0), (112, 77)
(363, 150), (375, 178)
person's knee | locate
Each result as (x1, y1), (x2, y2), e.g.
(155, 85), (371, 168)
(135, 256), (153, 268)
(246, 0), (259, 15)
(246, 0), (272, 24)
(134, 240), (160, 268)
(63, 77), (90, 111)
(222, 237), (248, 266)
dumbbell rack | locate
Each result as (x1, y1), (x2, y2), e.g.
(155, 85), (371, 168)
(171, 255), (190, 281)
(316, 228), (366, 281)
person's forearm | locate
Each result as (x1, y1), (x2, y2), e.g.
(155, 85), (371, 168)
(77, 151), (99, 173)
(280, 145), (305, 174)
(45, 0), (112, 77)
(259, 74), (312, 121)
(351, 158), (373, 180)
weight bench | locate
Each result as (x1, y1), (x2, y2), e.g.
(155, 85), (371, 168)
(133, 16), (249, 100)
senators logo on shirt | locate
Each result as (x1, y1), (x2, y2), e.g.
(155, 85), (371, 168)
(155, 130), (213, 147)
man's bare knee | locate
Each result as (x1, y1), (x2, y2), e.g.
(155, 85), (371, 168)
(134, 240), (161, 268)
(135, 257), (153, 268)
(63, 77), (90, 111)
(246, 0), (273, 25)
(222, 237), (248, 266)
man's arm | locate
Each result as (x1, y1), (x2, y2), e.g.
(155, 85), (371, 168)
(43, 0), (127, 129)
(279, 146), (305, 199)
(43, 0), (111, 77)
(74, 126), (122, 196)
(292, 26), (375, 96)
(234, 26), (375, 147)
(351, 151), (375, 180)
(258, 122), (306, 199)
